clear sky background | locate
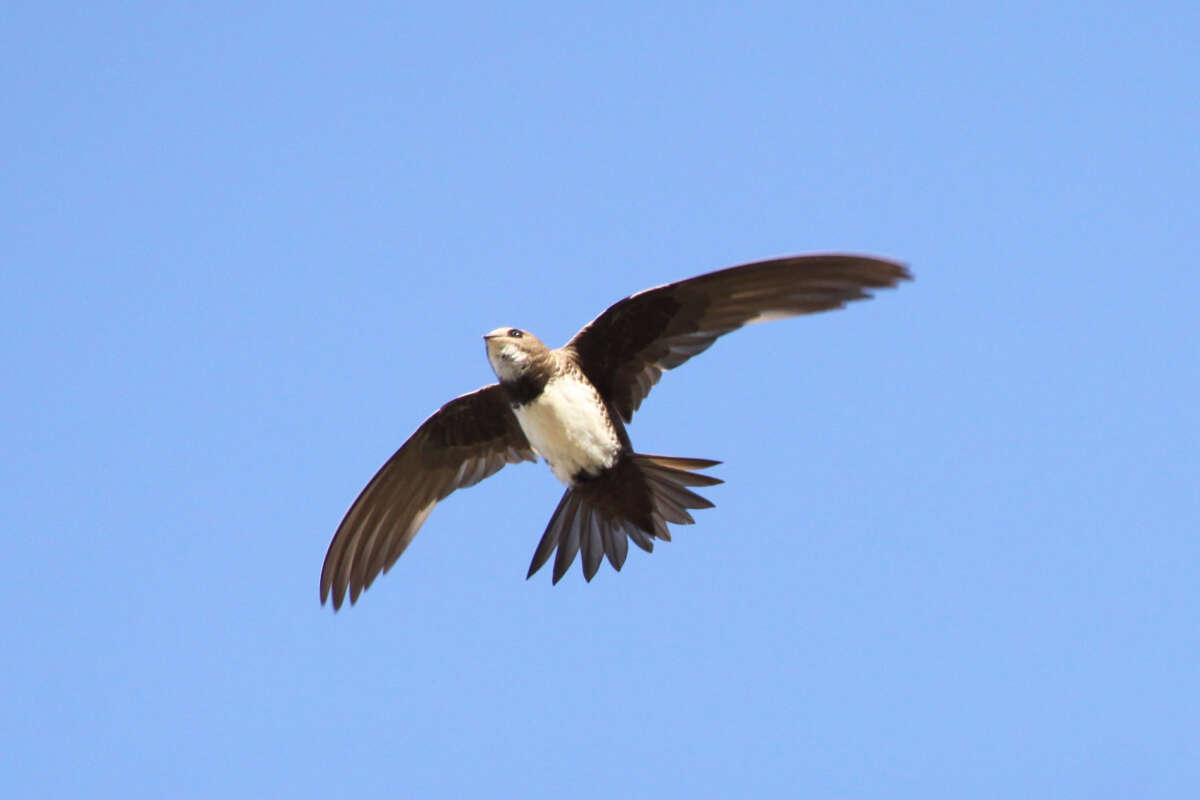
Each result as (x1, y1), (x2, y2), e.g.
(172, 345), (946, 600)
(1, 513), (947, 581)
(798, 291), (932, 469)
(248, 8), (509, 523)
(4, 2), (1198, 798)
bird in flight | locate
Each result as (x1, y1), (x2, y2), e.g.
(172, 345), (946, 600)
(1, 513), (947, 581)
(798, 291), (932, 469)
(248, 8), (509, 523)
(321, 253), (910, 609)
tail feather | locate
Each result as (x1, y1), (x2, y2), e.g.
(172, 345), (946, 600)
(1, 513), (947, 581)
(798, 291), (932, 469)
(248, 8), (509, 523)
(601, 520), (628, 571)
(526, 453), (722, 583)
(527, 489), (569, 577)
(579, 504), (604, 579)
(640, 456), (724, 485)
(552, 493), (584, 581)
(627, 525), (655, 554)
(644, 472), (713, 523)
(646, 488), (694, 525)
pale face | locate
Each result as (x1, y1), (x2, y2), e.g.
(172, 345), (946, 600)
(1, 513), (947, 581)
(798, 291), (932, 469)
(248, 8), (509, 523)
(483, 327), (543, 381)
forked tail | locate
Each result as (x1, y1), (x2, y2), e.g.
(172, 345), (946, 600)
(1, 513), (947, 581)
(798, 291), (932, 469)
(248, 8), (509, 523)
(526, 454), (723, 583)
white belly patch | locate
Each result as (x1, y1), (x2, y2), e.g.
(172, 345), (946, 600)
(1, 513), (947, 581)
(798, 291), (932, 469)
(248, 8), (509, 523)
(513, 374), (621, 484)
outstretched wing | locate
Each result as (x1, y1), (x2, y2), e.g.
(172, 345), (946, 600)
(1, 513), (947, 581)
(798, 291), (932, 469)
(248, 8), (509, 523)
(566, 254), (910, 422)
(320, 384), (537, 609)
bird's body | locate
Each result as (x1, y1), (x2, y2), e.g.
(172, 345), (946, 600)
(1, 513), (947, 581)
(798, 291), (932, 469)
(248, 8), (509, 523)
(505, 356), (621, 485)
(321, 253), (910, 609)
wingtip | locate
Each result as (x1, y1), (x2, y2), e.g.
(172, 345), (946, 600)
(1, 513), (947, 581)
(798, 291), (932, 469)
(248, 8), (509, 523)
(830, 253), (912, 286)
(320, 578), (350, 611)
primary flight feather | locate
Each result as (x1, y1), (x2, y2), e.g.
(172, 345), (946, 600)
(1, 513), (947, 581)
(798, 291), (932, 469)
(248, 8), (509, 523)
(321, 253), (910, 609)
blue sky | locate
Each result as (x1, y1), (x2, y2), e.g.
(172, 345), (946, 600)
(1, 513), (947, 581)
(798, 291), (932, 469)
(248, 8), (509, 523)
(4, 2), (1198, 797)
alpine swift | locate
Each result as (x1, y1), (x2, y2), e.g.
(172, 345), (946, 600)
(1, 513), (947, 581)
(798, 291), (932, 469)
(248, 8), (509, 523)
(321, 253), (910, 609)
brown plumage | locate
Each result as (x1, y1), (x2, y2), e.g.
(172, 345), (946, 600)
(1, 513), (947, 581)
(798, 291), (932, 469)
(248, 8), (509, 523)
(320, 253), (910, 609)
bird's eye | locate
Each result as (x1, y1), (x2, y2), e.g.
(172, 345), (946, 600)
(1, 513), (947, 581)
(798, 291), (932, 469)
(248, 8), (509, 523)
(508, 329), (523, 338)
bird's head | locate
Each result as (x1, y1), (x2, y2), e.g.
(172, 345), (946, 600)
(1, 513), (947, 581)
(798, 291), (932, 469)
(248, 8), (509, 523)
(483, 327), (549, 382)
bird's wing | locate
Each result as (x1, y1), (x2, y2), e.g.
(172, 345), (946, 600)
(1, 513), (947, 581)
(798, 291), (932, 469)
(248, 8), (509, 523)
(320, 384), (537, 609)
(565, 254), (910, 422)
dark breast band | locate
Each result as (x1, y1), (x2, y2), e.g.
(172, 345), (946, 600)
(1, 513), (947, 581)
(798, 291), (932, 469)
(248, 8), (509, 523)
(501, 374), (547, 407)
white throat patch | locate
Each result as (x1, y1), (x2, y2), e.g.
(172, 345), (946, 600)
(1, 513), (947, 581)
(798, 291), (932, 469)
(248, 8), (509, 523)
(488, 343), (530, 382)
